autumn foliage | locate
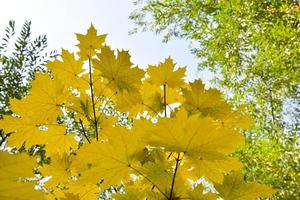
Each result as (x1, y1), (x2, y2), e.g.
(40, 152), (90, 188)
(0, 25), (276, 200)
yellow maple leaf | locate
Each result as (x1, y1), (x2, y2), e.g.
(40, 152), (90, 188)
(182, 80), (254, 129)
(147, 57), (186, 88)
(40, 153), (74, 188)
(73, 126), (145, 189)
(141, 109), (244, 183)
(76, 24), (106, 59)
(43, 124), (78, 155)
(0, 115), (77, 154)
(93, 46), (145, 94)
(182, 80), (231, 118)
(215, 171), (277, 200)
(47, 49), (87, 90)
(92, 46), (144, 112)
(9, 73), (67, 123)
(0, 152), (44, 200)
(0, 115), (48, 147)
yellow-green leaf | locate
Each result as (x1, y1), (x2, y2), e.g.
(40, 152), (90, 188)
(141, 109), (244, 183)
(147, 57), (186, 88)
(76, 24), (106, 59)
(215, 171), (277, 200)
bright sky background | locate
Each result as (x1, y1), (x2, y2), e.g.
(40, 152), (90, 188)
(0, 0), (212, 82)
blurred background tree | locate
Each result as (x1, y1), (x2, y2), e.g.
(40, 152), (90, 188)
(130, 0), (300, 199)
(0, 20), (57, 145)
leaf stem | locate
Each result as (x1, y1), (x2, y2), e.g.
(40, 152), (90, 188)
(88, 57), (99, 141)
(163, 83), (167, 117)
(169, 153), (181, 199)
(79, 118), (91, 144)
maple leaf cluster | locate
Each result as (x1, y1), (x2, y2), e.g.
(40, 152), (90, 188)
(0, 25), (276, 200)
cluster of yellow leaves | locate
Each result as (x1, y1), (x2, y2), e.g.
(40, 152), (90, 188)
(0, 24), (276, 200)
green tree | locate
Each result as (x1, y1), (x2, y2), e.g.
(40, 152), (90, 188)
(130, 0), (300, 199)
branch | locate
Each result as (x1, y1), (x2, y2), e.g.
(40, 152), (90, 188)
(169, 153), (181, 199)
(88, 57), (99, 141)
(79, 118), (91, 144)
(0, 131), (12, 147)
(163, 83), (167, 117)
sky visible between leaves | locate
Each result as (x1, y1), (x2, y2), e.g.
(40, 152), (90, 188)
(0, 0), (213, 82)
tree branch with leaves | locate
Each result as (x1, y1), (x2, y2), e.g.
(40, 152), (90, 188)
(0, 25), (277, 200)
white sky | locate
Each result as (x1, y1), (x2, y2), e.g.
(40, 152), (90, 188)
(0, 0), (212, 82)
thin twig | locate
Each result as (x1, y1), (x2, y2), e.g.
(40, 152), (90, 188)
(79, 118), (91, 144)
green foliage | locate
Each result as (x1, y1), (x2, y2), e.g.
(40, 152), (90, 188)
(130, 1), (300, 199)
(0, 20), (57, 115)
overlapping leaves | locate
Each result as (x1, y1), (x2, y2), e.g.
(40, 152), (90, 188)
(0, 25), (276, 200)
